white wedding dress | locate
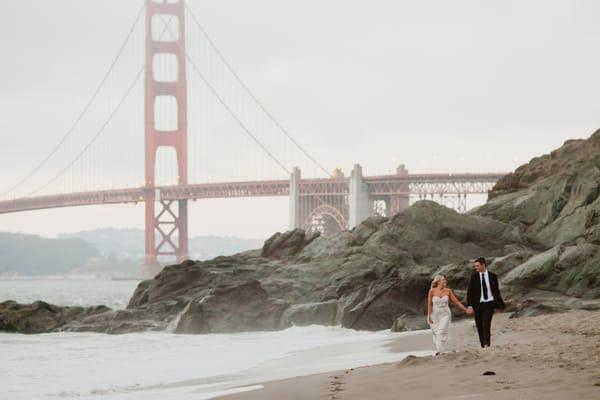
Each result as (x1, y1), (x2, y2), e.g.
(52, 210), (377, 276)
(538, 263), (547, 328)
(430, 295), (451, 353)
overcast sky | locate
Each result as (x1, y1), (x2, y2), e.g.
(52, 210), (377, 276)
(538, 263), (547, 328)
(1, 0), (599, 240)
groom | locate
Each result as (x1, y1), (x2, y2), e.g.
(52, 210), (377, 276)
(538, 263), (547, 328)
(466, 257), (505, 348)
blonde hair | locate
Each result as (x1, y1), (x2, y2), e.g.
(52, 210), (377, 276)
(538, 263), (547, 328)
(430, 275), (446, 290)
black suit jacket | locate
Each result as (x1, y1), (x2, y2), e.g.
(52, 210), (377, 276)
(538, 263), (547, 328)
(466, 271), (505, 309)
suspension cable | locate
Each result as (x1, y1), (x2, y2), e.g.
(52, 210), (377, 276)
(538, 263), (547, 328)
(159, 8), (340, 211)
(28, 67), (145, 196)
(152, 10), (291, 176)
(0, 1), (146, 198)
(185, 4), (331, 178)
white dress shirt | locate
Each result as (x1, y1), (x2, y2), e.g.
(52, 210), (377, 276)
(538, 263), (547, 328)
(479, 271), (495, 302)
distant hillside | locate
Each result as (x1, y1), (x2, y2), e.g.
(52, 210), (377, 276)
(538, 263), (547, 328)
(0, 228), (264, 277)
(188, 235), (265, 260)
(59, 228), (264, 260)
(0, 232), (99, 276)
(59, 228), (144, 259)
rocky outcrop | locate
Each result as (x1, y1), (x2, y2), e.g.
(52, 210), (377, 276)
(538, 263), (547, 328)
(261, 229), (320, 259)
(121, 200), (525, 333)
(0, 300), (110, 333)
(172, 280), (288, 334)
(3, 130), (600, 334)
(474, 129), (600, 311)
(489, 130), (600, 199)
(481, 129), (600, 248)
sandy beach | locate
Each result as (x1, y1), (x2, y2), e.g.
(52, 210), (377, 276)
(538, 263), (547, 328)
(217, 310), (600, 400)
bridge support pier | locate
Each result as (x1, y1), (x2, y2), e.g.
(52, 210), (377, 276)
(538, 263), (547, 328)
(289, 167), (301, 230)
(143, 191), (159, 277)
(348, 164), (371, 228)
(143, 192), (189, 277)
(387, 195), (409, 216)
(387, 164), (410, 216)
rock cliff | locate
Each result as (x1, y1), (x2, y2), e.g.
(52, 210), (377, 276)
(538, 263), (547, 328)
(3, 130), (600, 334)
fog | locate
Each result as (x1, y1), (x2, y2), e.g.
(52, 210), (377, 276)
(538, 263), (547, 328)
(1, 0), (599, 239)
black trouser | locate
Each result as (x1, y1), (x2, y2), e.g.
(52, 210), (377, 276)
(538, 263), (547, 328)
(474, 301), (496, 347)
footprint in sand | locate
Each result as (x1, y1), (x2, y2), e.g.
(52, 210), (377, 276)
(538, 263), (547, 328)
(329, 370), (352, 399)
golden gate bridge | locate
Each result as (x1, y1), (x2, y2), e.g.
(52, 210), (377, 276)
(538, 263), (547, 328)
(0, 1), (505, 276)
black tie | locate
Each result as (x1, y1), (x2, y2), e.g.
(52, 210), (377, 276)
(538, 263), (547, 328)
(481, 273), (488, 301)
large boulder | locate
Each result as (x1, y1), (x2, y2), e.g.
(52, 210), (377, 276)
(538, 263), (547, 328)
(261, 229), (320, 259)
(359, 201), (518, 266)
(478, 130), (600, 249)
(0, 300), (110, 333)
(489, 130), (600, 199)
(503, 243), (600, 300)
(335, 269), (432, 330)
(173, 280), (289, 333)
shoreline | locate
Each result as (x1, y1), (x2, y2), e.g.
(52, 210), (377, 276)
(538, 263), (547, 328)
(2, 323), (432, 400)
(216, 310), (600, 400)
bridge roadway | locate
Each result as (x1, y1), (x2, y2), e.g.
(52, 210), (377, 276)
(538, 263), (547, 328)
(0, 172), (506, 215)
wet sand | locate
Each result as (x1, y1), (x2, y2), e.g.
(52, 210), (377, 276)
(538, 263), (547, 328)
(217, 310), (600, 399)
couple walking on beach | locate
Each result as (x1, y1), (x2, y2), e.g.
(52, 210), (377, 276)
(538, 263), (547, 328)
(426, 257), (505, 355)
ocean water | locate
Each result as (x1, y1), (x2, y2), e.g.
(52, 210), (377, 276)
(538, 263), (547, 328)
(0, 278), (140, 309)
(0, 279), (432, 399)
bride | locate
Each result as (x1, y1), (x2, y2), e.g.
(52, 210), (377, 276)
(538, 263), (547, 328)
(427, 275), (470, 355)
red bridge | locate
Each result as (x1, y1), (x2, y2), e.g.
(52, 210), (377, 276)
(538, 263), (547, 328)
(0, 1), (507, 276)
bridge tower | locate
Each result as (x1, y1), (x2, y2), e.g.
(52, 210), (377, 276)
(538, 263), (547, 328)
(289, 167), (349, 236)
(143, 0), (189, 276)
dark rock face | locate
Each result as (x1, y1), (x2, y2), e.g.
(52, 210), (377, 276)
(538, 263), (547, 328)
(3, 130), (600, 334)
(118, 200), (524, 334)
(481, 130), (600, 248)
(261, 229), (320, 260)
(489, 130), (600, 199)
(173, 280), (288, 334)
(475, 130), (600, 310)
(0, 300), (110, 333)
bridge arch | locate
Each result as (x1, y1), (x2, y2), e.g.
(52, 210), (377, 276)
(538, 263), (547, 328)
(304, 204), (347, 236)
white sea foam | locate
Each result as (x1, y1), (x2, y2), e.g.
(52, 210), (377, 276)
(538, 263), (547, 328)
(166, 300), (194, 333)
(0, 279), (433, 399)
(1, 326), (431, 399)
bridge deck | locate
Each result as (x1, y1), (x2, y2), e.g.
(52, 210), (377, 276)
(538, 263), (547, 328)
(0, 173), (506, 214)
